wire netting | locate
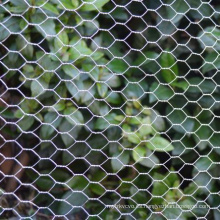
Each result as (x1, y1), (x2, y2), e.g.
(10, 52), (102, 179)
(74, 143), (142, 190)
(0, 0), (220, 219)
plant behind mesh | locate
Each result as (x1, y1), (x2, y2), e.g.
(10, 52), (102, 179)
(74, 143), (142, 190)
(0, 0), (220, 219)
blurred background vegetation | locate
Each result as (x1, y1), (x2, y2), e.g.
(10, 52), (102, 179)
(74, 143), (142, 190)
(0, 0), (220, 219)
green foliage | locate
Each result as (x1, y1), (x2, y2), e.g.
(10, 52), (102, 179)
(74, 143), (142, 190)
(160, 51), (179, 84)
(1, 0), (220, 219)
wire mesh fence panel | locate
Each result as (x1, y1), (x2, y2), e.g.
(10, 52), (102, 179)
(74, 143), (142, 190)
(0, 0), (220, 219)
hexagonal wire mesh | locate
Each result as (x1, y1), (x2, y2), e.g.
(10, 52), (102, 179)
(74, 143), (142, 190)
(0, 0), (220, 219)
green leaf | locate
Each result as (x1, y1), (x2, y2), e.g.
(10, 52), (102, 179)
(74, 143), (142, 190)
(163, 207), (182, 220)
(51, 169), (70, 182)
(10, 0), (28, 7)
(138, 117), (152, 137)
(86, 66), (99, 81)
(195, 3), (213, 17)
(9, 6), (26, 13)
(31, 79), (48, 97)
(141, 151), (159, 168)
(194, 157), (212, 172)
(69, 38), (92, 60)
(150, 110), (165, 131)
(0, 17), (21, 41)
(151, 178), (169, 204)
(83, 20), (99, 37)
(210, 133), (220, 155)
(89, 101), (109, 116)
(80, 81), (96, 103)
(22, 64), (34, 77)
(110, 7), (128, 21)
(133, 146), (159, 168)
(37, 53), (60, 71)
(63, 65), (79, 78)
(164, 171), (179, 187)
(111, 151), (129, 172)
(54, 31), (69, 56)
(214, 210), (220, 220)
(198, 26), (220, 51)
(53, 101), (66, 112)
(129, 117), (142, 125)
(186, 77), (216, 94)
(35, 176), (54, 191)
(147, 136), (174, 152)
(158, 3), (181, 22)
(89, 183), (105, 195)
(42, 72), (54, 84)
(202, 52), (220, 73)
(123, 83), (144, 99)
(80, 0), (110, 11)
(171, 81), (189, 90)
(134, 51), (159, 72)
(160, 51), (179, 83)
(18, 116), (35, 131)
(149, 82), (174, 103)
(133, 146), (145, 162)
(58, 191), (87, 215)
(171, 0), (189, 14)
(36, 18), (56, 37)
(97, 83), (108, 97)
(104, 75), (121, 88)
(166, 106), (195, 133)
(42, 3), (59, 15)
(114, 115), (125, 122)
(59, 0), (78, 9)
(16, 35), (34, 59)
(67, 176), (89, 190)
(42, 112), (58, 124)
(193, 124), (212, 150)
(64, 107), (84, 125)
(20, 99), (39, 112)
(59, 119), (81, 146)
(193, 172), (211, 187)
(40, 112), (62, 139)
(107, 58), (128, 73)
(36, 1), (59, 15)
(127, 133), (141, 144)
(94, 113), (118, 130)
(200, 80), (216, 93)
(72, 0), (79, 8)
(91, 51), (104, 61)
(157, 20), (176, 35)
(0, 107), (14, 119)
(66, 81), (78, 97)
(106, 92), (122, 104)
